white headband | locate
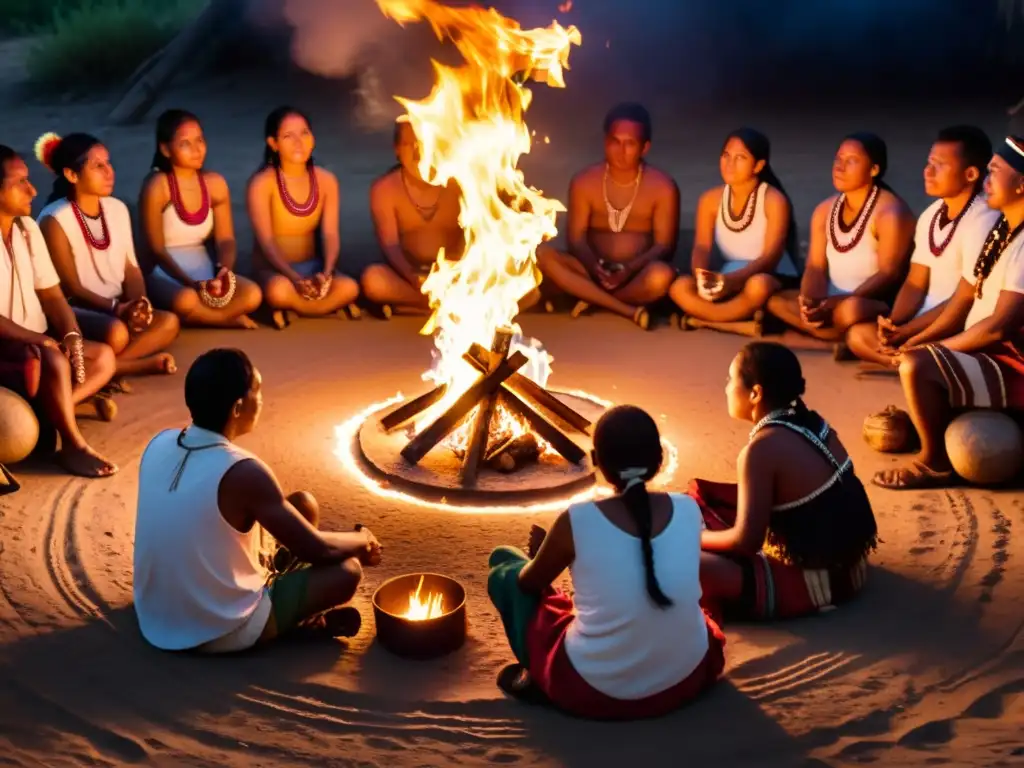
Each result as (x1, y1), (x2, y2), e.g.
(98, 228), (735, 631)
(619, 466), (648, 490)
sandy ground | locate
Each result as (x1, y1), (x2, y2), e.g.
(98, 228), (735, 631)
(1, 45), (1024, 768)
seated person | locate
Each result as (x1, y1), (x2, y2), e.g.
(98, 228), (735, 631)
(36, 132), (179, 381)
(362, 117), (463, 316)
(537, 103), (679, 329)
(766, 133), (915, 350)
(247, 106), (360, 329)
(846, 127), (997, 367)
(487, 405), (724, 719)
(133, 348), (383, 653)
(873, 137), (1024, 490)
(140, 109), (262, 329)
(668, 128), (799, 335)
(0, 145), (117, 478)
(693, 342), (877, 620)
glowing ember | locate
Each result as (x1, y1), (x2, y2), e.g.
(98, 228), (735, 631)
(375, 0), (582, 452)
(403, 575), (445, 620)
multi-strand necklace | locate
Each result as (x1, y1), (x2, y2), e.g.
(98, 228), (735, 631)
(276, 166), (320, 218)
(828, 185), (879, 253)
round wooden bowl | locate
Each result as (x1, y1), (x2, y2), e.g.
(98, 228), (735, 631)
(372, 573), (467, 659)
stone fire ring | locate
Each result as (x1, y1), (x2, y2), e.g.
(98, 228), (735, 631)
(355, 390), (605, 505)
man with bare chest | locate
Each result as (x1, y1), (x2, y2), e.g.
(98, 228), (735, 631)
(537, 103), (679, 329)
(361, 118), (464, 316)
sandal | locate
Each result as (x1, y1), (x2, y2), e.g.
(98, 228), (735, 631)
(295, 606), (362, 640)
(676, 313), (695, 331)
(346, 304), (362, 320)
(632, 306), (650, 330)
(872, 461), (955, 490)
(496, 663), (550, 705)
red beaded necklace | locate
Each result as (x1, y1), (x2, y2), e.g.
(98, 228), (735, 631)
(167, 171), (210, 227)
(928, 194), (976, 257)
(71, 199), (110, 251)
(275, 166), (319, 218)
(828, 185), (879, 254)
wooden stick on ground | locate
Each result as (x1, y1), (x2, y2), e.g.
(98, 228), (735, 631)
(380, 384), (448, 432)
(461, 328), (514, 486)
(466, 344), (592, 434)
(401, 350), (527, 465)
(497, 390), (587, 464)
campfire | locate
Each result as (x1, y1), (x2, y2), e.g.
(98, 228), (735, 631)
(336, 0), (606, 505)
(335, 0), (678, 511)
(373, 572), (468, 658)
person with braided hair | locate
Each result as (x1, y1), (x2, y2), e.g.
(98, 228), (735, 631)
(873, 136), (1024, 490)
(486, 405), (724, 719)
(692, 342), (878, 620)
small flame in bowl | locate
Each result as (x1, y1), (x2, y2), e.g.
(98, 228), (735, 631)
(403, 575), (445, 620)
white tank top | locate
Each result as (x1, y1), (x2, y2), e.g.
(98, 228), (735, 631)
(825, 192), (880, 295)
(714, 182), (797, 276)
(133, 426), (270, 651)
(38, 197), (138, 302)
(159, 180), (216, 282)
(563, 493), (709, 700)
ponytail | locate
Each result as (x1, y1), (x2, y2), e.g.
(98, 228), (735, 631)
(150, 150), (172, 174)
(758, 163), (801, 272)
(47, 176), (73, 205)
(620, 474), (673, 609)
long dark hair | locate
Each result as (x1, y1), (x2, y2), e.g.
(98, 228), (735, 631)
(841, 131), (894, 195)
(592, 405), (672, 609)
(262, 106), (314, 169)
(724, 127), (800, 269)
(44, 133), (102, 204)
(736, 342), (822, 432)
(151, 109), (201, 173)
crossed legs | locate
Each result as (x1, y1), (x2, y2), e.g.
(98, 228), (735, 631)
(75, 308), (180, 378)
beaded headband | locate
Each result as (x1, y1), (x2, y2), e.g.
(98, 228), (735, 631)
(996, 137), (1024, 174)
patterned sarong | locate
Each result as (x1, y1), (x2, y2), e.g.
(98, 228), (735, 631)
(689, 479), (868, 620)
(925, 339), (1024, 410)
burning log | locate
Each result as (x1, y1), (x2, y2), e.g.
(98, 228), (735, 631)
(466, 343), (592, 434)
(380, 384), (448, 433)
(400, 350), (528, 465)
(461, 328), (514, 486)
(485, 433), (540, 473)
(497, 390), (586, 464)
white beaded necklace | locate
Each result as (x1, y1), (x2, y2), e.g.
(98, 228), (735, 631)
(603, 164), (643, 233)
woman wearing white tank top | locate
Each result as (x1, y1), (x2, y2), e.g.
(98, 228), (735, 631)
(487, 405), (724, 720)
(35, 132), (181, 382)
(139, 110), (263, 329)
(766, 133), (915, 354)
(844, 127), (998, 368)
(669, 128), (799, 336)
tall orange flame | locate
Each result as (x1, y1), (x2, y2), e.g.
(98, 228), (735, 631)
(376, 0), (581, 438)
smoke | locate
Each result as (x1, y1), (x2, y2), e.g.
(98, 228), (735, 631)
(273, 0), (1016, 125)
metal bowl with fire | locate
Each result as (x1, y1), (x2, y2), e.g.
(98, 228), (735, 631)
(373, 573), (467, 659)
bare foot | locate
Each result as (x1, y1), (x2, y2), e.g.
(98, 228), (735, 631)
(237, 315), (259, 330)
(272, 310), (291, 330)
(58, 444), (118, 478)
